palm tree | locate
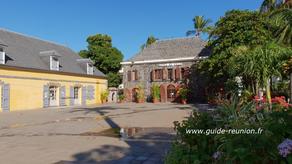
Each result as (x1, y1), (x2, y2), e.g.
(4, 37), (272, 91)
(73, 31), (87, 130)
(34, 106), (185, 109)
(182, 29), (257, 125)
(140, 36), (158, 50)
(231, 43), (290, 108)
(271, 8), (292, 45)
(186, 16), (212, 38)
(260, 0), (291, 13)
(283, 57), (292, 101)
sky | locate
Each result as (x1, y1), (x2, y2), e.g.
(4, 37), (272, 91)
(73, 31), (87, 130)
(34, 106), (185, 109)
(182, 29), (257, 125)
(1, 0), (262, 60)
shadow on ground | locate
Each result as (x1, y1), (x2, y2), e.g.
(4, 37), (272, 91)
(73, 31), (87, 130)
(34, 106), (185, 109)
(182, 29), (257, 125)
(54, 103), (196, 164)
(55, 130), (173, 164)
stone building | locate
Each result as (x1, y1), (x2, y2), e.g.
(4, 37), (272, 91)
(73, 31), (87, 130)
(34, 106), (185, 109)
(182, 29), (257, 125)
(120, 37), (209, 103)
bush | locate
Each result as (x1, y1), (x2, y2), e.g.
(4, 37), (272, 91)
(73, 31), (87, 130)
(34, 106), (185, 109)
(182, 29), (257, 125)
(118, 94), (125, 101)
(151, 84), (160, 100)
(178, 88), (189, 100)
(136, 85), (145, 102)
(100, 90), (109, 102)
(165, 96), (292, 163)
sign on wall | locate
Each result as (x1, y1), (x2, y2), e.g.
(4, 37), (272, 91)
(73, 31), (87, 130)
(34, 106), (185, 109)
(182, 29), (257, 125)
(158, 63), (182, 67)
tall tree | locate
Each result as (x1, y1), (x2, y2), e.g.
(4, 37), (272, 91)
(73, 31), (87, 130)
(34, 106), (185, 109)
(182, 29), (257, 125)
(79, 34), (123, 87)
(197, 10), (273, 97)
(209, 10), (272, 55)
(186, 16), (212, 38)
(270, 8), (292, 45)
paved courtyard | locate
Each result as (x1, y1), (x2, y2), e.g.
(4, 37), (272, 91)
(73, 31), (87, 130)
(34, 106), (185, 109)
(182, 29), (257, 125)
(0, 103), (194, 164)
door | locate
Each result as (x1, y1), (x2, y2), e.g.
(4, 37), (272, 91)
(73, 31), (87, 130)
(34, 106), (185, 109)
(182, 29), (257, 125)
(167, 85), (176, 102)
(49, 86), (58, 106)
(73, 87), (80, 105)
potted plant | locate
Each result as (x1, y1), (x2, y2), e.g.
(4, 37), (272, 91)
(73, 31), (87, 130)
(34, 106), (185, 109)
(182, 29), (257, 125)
(118, 94), (125, 103)
(178, 88), (188, 104)
(100, 90), (109, 104)
(151, 84), (160, 103)
(136, 85), (145, 103)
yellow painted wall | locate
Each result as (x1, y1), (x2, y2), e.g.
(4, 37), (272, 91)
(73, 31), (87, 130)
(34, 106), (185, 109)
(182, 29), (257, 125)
(0, 67), (107, 111)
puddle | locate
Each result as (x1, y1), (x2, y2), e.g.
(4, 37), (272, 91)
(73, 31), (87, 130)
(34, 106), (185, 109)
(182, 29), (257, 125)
(80, 128), (120, 137)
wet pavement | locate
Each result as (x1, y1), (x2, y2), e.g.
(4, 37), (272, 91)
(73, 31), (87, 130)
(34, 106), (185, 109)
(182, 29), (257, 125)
(0, 103), (193, 164)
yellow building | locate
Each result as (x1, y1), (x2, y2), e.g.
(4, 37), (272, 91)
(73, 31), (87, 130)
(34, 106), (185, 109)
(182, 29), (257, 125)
(0, 29), (107, 112)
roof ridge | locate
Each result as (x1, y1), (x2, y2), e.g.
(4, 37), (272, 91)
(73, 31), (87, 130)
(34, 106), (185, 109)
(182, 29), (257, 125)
(0, 28), (70, 49)
(156, 36), (203, 42)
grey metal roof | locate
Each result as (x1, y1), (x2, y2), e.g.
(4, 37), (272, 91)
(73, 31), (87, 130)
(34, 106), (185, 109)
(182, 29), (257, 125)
(127, 37), (210, 62)
(0, 28), (105, 77)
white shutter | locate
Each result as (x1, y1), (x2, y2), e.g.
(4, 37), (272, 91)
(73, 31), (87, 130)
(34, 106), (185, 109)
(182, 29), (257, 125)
(0, 51), (5, 64)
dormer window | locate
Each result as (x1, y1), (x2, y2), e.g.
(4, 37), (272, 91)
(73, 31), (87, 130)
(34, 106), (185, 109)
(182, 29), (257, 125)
(87, 63), (94, 75)
(50, 56), (59, 71)
(0, 48), (5, 64)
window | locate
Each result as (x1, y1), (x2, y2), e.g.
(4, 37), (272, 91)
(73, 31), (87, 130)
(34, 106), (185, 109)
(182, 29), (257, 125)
(74, 87), (79, 99)
(0, 48), (5, 64)
(87, 63), (94, 75)
(50, 56), (59, 71)
(154, 69), (163, 80)
(168, 69), (173, 80)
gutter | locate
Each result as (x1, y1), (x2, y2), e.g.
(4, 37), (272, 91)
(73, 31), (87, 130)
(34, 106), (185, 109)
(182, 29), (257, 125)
(120, 56), (208, 65)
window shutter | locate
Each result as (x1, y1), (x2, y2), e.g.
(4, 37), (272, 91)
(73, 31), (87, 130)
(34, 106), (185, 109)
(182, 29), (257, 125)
(151, 70), (155, 82)
(70, 86), (74, 106)
(87, 85), (94, 100)
(92, 86), (95, 99)
(0, 51), (5, 64)
(1, 84), (10, 111)
(127, 71), (131, 81)
(82, 86), (87, 105)
(175, 67), (181, 80)
(43, 85), (49, 108)
(135, 70), (138, 81)
(162, 67), (167, 80)
(59, 86), (66, 106)
(172, 68), (175, 80)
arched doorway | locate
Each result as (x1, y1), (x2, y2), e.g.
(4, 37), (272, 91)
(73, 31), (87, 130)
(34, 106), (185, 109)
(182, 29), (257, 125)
(167, 84), (176, 102)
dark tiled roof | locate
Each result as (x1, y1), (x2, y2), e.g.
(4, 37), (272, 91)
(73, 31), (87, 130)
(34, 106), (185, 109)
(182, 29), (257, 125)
(127, 37), (210, 62)
(0, 28), (105, 77)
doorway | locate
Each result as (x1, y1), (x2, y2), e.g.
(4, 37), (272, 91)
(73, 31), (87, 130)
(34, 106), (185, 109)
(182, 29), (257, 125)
(49, 86), (58, 106)
(73, 87), (81, 105)
(167, 85), (176, 102)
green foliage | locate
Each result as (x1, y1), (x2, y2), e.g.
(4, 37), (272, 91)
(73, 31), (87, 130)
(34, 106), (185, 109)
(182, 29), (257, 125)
(186, 15), (212, 37)
(100, 90), (109, 102)
(141, 35), (158, 50)
(79, 34), (123, 87)
(106, 72), (121, 87)
(151, 84), (160, 100)
(118, 94), (125, 101)
(209, 10), (272, 55)
(165, 96), (292, 163)
(270, 8), (292, 46)
(229, 42), (292, 104)
(178, 88), (188, 100)
(136, 85), (145, 101)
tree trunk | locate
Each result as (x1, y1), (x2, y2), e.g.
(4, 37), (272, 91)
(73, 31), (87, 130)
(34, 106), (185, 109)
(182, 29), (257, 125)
(256, 80), (259, 97)
(266, 79), (272, 109)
